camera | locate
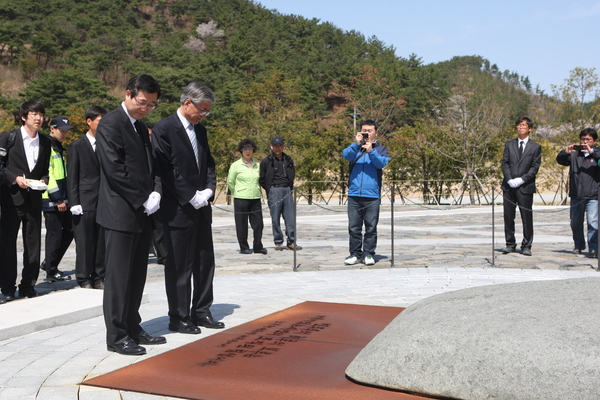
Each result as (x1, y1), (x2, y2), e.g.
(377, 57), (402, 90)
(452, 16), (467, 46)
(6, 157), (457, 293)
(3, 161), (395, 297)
(573, 145), (585, 151)
(361, 133), (369, 139)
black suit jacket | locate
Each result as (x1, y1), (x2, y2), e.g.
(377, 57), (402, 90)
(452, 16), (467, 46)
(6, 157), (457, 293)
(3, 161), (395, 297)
(501, 138), (542, 194)
(152, 112), (216, 228)
(96, 105), (161, 233)
(67, 135), (100, 211)
(0, 129), (51, 208)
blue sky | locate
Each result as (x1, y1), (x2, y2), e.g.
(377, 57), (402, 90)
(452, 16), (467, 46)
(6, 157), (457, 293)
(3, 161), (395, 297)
(256, 0), (600, 96)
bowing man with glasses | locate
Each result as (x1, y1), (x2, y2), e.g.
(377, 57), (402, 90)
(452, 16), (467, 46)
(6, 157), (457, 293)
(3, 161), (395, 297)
(96, 74), (165, 355)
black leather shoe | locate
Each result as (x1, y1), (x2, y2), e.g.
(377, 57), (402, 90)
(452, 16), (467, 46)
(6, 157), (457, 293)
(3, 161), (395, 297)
(107, 340), (146, 355)
(0, 297), (5, 304)
(19, 288), (38, 298)
(239, 249), (253, 254)
(93, 282), (104, 290)
(133, 331), (166, 345)
(45, 272), (71, 283)
(169, 320), (202, 334)
(501, 247), (516, 254)
(2, 293), (15, 302)
(254, 248), (268, 255)
(194, 316), (225, 329)
(80, 283), (93, 289)
(522, 248), (532, 256)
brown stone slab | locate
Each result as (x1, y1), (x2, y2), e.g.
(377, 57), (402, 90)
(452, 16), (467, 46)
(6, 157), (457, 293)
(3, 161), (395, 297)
(83, 301), (429, 400)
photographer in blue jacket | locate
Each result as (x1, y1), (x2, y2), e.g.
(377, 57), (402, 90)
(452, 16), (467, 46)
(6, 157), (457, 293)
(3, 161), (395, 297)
(342, 119), (390, 266)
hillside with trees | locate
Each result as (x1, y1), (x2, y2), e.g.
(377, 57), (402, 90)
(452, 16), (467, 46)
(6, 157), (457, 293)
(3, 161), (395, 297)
(1, 0), (596, 202)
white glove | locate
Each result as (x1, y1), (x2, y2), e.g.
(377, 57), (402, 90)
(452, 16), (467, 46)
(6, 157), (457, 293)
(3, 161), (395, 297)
(198, 188), (213, 202)
(507, 179), (517, 188)
(70, 205), (83, 215)
(513, 177), (524, 187)
(189, 191), (208, 209)
(143, 191), (161, 215)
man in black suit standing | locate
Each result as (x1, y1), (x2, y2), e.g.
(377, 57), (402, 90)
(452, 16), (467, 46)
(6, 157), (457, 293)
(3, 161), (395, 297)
(152, 82), (225, 334)
(501, 116), (542, 256)
(67, 106), (107, 289)
(96, 74), (166, 355)
(0, 100), (51, 301)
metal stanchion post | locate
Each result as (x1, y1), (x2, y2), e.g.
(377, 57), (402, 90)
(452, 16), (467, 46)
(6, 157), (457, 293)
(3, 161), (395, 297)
(293, 187), (299, 272)
(491, 186), (495, 266)
(391, 185), (395, 267)
(597, 187), (599, 271)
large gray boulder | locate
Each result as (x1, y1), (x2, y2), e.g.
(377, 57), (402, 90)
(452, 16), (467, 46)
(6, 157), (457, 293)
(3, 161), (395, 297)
(346, 277), (600, 400)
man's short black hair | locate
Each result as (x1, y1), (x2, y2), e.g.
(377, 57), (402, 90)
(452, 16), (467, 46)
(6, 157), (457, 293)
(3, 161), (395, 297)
(361, 119), (378, 130)
(84, 106), (108, 122)
(515, 116), (533, 129)
(126, 74), (161, 99)
(580, 127), (598, 141)
(18, 100), (45, 125)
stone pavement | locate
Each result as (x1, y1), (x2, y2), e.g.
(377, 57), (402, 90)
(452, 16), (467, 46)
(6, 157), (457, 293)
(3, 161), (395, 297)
(0, 204), (598, 399)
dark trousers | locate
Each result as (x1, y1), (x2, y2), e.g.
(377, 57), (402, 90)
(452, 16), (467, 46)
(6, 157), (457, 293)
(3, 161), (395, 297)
(503, 189), (534, 249)
(0, 203), (41, 295)
(150, 215), (167, 262)
(43, 210), (74, 275)
(163, 211), (215, 324)
(267, 187), (295, 245)
(103, 226), (152, 346)
(347, 196), (381, 258)
(73, 211), (105, 287)
(234, 198), (264, 251)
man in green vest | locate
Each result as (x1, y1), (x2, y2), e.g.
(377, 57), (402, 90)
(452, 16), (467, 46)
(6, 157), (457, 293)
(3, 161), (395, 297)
(42, 116), (74, 282)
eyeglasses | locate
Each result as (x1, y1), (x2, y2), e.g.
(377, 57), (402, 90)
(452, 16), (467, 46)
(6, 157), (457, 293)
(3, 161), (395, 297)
(28, 113), (45, 119)
(191, 101), (210, 116)
(133, 97), (158, 110)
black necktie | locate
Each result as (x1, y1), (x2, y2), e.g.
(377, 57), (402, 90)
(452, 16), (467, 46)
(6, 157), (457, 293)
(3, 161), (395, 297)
(134, 120), (145, 143)
(519, 141), (524, 159)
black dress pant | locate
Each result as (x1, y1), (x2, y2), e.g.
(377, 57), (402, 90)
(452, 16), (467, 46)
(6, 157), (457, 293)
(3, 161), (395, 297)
(43, 209), (74, 275)
(503, 188), (534, 249)
(233, 198), (264, 251)
(163, 211), (215, 324)
(0, 203), (41, 295)
(72, 211), (105, 287)
(103, 226), (152, 346)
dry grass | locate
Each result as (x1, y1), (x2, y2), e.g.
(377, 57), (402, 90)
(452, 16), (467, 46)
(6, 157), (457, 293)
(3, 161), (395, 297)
(0, 64), (25, 98)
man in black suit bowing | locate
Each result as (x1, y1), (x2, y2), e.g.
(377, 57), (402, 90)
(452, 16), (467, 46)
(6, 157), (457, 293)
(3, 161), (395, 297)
(0, 100), (51, 301)
(152, 81), (225, 334)
(501, 116), (542, 256)
(67, 106), (107, 289)
(96, 74), (166, 355)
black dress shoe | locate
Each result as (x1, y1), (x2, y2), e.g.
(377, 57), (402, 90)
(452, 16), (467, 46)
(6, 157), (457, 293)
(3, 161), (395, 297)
(107, 340), (146, 356)
(45, 272), (71, 283)
(522, 248), (532, 256)
(133, 331), (167, 345)
(194, 316), (225, 329)
(239, 249), (253, 254)
(19, 288), (38, 298)
(254, 248), (268, 254)
(2, 293), (15, 302)
(0, 297), (5, 304)
(93, 282), (104, 290)
(169, 320), (202, 334)
(501, 247), (516, 254)
(80, 283), (93, 289)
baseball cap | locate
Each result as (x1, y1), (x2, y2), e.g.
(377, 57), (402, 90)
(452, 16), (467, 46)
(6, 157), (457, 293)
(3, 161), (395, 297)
(50, 117), (73, 130)
(271, 136), (285, 145)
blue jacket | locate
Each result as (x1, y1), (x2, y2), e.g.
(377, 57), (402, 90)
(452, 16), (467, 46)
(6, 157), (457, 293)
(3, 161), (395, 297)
(342, 142), (390, 198)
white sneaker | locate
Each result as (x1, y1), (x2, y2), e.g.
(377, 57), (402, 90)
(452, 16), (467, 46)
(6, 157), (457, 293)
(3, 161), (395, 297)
(363, 255), (375, 266)
(344, 256), (358, 265)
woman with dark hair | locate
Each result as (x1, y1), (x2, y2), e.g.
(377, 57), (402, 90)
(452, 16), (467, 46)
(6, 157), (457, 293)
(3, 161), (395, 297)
(227, 138), (266, 254)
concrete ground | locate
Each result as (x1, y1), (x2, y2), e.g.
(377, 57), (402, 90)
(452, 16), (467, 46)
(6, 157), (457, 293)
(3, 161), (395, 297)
(0, 204), (598, 399)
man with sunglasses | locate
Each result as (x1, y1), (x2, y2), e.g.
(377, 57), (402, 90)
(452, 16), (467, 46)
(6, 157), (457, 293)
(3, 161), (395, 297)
(96, 74), (166, 355)
(152, 82), (224, 335)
